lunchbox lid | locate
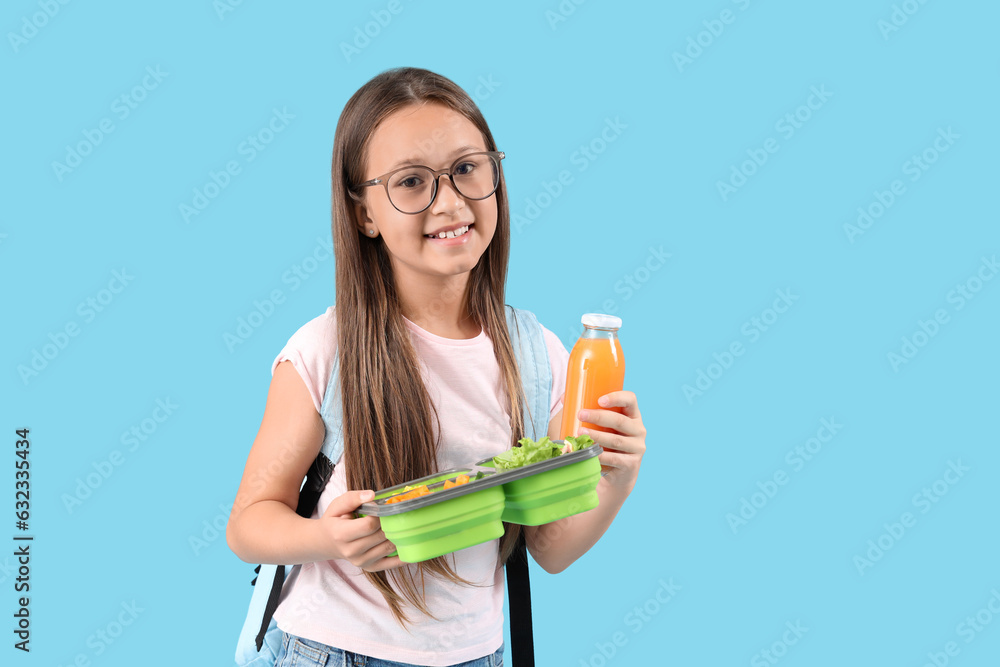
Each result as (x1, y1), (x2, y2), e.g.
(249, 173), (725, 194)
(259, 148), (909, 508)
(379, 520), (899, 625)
(357, 442), (603, 516)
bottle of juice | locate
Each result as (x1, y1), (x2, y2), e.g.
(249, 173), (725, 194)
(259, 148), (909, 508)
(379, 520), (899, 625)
(559, 314), (625, 443)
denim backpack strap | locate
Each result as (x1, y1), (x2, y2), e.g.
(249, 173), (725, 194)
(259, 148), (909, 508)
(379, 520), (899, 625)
(235, 559), (285, 666)
(504, 305), (552, 667)
(504, 305), (553, 440)
(318, 355), (345, 465)
(235, 357), (343, 666)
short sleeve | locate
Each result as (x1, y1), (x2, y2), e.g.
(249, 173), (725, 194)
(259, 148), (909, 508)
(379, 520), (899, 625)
(271, 307), (337, 414)
(540, 325), (570, 419)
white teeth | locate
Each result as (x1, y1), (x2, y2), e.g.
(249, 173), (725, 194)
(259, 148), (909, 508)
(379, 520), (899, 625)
(430, 225), (470, 239)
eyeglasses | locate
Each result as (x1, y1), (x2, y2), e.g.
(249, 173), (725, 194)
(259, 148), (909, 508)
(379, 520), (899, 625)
(354, 151), (505, 214)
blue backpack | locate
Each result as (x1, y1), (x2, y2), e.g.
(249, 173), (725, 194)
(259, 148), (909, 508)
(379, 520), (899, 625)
(234, 306), (552, 666)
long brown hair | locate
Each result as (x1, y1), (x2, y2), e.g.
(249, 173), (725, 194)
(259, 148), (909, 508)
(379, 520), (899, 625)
(331, 67), (526, 624)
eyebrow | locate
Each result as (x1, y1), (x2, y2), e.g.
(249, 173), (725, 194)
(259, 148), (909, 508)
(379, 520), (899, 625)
(386, 145), (484, 172)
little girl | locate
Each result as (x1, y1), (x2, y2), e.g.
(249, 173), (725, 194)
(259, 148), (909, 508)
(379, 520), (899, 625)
(227, 67), (646, 667)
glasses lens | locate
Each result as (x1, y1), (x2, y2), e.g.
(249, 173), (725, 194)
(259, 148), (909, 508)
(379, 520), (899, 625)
(451, 153), (500, 200)
(385, 154), (500, 213)
(387, 167), (436, 214)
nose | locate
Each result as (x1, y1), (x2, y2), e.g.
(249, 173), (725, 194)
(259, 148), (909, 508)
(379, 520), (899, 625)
(430, 174), (465, 214)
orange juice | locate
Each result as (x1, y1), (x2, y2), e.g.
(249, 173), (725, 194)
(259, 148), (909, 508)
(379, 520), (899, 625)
(559, 314), (625, 442)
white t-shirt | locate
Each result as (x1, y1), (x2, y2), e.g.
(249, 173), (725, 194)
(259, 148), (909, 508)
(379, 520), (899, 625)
(270, 306), (569, 665)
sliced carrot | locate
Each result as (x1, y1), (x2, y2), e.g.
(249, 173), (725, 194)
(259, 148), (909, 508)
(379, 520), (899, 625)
(386, 484), (427, 504)
(454, 474), (470, 485)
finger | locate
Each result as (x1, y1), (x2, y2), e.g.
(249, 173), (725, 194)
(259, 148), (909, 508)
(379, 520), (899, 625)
(363, 554), (405, 572)
(578, 408), (639, 437)
(323, 489), (376, 519)
(598, 449), (640, 470)
(581, 427), (640, 455)
(333, 514), (383, 541)
(597, 391), (641, 418)
(357, 540), (401, 570)
(346, 528), (393, 555)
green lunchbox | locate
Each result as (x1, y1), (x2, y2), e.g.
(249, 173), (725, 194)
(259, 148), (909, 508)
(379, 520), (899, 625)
(357, 443), (603, 562)
(481, 452), (602, 526)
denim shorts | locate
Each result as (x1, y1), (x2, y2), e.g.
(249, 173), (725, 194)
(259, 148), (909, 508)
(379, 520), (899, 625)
(273, 631), (504, 667)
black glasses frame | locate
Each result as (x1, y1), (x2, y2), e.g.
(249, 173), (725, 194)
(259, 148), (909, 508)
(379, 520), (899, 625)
(354, 151), (505, 214)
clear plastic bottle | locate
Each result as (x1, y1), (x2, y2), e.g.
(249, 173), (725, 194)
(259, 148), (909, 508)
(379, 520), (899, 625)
(559, 314), (625, 442)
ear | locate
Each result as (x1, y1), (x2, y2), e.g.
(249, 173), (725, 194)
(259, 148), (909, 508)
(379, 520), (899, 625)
(353, 197), (374, 234)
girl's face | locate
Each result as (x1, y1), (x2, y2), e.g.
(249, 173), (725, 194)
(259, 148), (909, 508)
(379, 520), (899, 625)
(356, 102), (498, 284)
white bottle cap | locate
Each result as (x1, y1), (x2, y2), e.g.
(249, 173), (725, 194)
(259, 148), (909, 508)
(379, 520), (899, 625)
(581, 313), (622, 329)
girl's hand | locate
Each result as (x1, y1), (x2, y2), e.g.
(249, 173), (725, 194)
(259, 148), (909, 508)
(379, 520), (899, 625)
(318, 490), (403, 572)
(577, 390), (646, 494)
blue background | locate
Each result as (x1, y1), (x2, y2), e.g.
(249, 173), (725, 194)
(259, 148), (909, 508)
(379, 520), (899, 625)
(4, 1), (999, 665)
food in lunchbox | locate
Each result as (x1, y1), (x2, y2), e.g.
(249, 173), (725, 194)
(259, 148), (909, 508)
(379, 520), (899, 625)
(384, 473), (472, 503)
(385, 485), (430, 504)
(443, 474), (470, 489)
(491, 435), (594, 471)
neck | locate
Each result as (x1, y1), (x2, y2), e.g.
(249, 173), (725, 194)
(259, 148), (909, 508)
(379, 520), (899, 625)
(394, 270), (480, 339)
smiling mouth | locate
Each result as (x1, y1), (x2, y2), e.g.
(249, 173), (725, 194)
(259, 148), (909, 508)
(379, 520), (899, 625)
(425, 224), (473, 239)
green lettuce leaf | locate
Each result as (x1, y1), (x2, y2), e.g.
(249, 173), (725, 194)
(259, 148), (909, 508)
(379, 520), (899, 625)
(491, 434), (595, 470)
(563, 434), (595, 452)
